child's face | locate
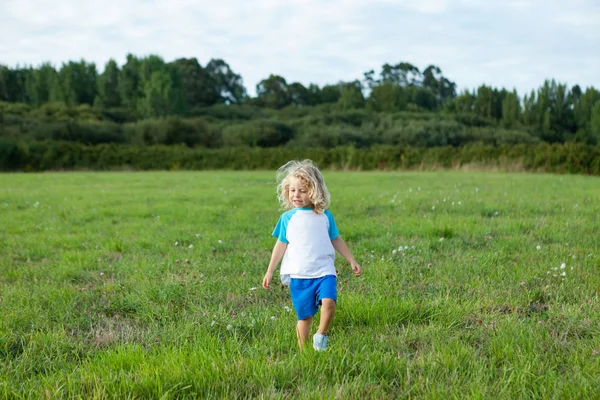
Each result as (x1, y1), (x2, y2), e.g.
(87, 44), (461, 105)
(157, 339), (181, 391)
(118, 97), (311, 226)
(288, 177), (312, 208)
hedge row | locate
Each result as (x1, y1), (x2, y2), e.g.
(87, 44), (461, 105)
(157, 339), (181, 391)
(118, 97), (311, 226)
(1, 141), (598, 175)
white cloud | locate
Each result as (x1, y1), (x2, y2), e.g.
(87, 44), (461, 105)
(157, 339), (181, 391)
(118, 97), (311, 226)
(0, 0), (598, 96)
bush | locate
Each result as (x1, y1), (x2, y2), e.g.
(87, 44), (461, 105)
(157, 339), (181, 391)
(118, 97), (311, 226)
(222, 120), (295, 147)
(125, 117), (221, 147)
(1, 140), (598, 175)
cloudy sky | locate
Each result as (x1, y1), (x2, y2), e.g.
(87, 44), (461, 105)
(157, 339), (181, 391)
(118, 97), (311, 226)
(1, 0), (599, 97)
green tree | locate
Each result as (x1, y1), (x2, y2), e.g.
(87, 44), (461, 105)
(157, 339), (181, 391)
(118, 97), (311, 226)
(368, 83), (406, 112)
(288, 82), (310, 106)
(501, 90), (520, 128)
(96, 59), (121, 108)
(138, 69), (173, 118)
(55, 60), (98, 105)
(337, 81), (365, 110)
(591, 101), (600, 144)
(422, 65), (456, 103)
(533, 80), (574, 142)
(320, 84), (342, 103)
(396, 62), (420, 86)
(0, 66), (28, 103)
(408, 87), (438, 110)
(305, 83), (322, 106)
(205, 59), (246, 104)
(473, 85), (503, 120)
(166, 62), (187, 116)
(446, 89), (475, 113)
(573, 87), (600, 131)
(119, 54), (142, 114)
(256, 75), (290, 109)
(174, 58), (219, 108)
(25, 63), (56, 106)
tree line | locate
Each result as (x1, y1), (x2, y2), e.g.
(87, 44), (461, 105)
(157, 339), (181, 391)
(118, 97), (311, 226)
(0, 54), (599, 148)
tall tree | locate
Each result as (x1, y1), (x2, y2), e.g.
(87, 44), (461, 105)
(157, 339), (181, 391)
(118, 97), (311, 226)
(205, 59), (246, 104)
(501, 90), (521, 128)
(408, 87), (438, 110)
(573, 87), (600, 131)
(138, 69), (173, 118)
(473, 85), (503, 120)
(174, 58), (219, 108)
(337, 81), (365, 110)
(320, 84), (342, 103)
(591, 101), (600, 144)
(522, 89), (537, 127)
(256, 75), (290, 109)
(0, 65), (28, 103)
(54, 60), (98, 105)
(305, 83), (322, 106)
(96, 59), (121, 108)
(25, 63), (56, 106)
(288, 82), (310, 106)
(368, 83), (406, 112)
(446, 89), (475, 113)
(395, 62), (420, 86)
(535, 80), (574, 142)
(118, 54), (142, 113)
(422, 65), (456, 103)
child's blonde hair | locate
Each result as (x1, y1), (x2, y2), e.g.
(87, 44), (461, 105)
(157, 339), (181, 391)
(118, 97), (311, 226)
(276, 159), (330, 214)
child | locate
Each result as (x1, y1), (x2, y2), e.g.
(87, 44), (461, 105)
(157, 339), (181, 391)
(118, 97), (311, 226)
(262, 159), (362, 351)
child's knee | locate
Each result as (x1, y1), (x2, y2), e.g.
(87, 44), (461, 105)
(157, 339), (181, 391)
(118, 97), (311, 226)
(321, 298), (336, 310)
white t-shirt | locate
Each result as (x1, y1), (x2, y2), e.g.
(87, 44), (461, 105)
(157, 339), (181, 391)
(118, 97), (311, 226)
(272, 208), (339, 285)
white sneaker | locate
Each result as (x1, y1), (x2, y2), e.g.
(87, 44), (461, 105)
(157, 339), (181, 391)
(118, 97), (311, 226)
(313, 333), (328, 351)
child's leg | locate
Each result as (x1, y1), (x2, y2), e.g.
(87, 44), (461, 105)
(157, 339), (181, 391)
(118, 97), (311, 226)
(296, 316), (313, 349)
(317, 298), (336, 335)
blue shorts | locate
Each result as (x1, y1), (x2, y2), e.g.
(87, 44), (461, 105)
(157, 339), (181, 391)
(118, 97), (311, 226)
(290, 275), (337, 320)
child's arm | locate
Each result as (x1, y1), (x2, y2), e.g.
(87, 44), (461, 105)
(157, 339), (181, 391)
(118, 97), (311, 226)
(332, 237), (362, 276)
(262, 239), (288, 290)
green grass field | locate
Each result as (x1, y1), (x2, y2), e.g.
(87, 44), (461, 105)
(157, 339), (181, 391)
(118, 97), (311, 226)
(1, 170), (599, 399)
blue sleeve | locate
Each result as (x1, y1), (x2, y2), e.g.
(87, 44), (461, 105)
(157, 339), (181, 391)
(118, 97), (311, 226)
(325, 210), (339, 240)
(272, 214), (289, 243)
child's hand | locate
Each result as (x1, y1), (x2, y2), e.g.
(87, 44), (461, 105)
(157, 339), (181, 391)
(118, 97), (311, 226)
(351, 262), (362, 277)
(262, 272), (273, 290)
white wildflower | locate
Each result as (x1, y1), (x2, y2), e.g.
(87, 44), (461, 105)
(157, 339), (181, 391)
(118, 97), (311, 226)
(560, 263), (566, 269)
